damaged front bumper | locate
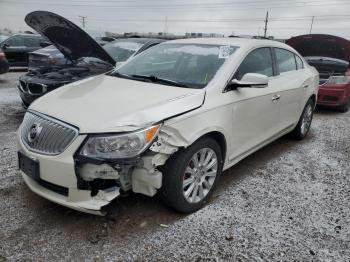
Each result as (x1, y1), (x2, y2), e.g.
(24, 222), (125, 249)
(17, 133), (121, 215)
(17, 124), (186, 215)
(21, 173), (119, 215)
(18, 134), (168, 215)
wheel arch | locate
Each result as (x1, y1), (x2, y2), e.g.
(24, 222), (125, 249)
(194, 131), (227, 163)
(309, 94), (317, 108)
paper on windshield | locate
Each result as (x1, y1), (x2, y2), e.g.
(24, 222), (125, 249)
(218, 46), (232, 59)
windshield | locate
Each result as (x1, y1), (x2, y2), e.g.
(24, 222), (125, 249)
(103, 41), (144, 62)
(114, 43), (237, 89)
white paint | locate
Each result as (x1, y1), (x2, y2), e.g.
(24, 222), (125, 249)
(18, 37), (319, 214)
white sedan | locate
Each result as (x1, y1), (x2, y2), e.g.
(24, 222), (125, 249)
(17, 38), (319, 215)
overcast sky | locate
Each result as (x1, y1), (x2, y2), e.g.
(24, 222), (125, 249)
(1, 0), (350, 39)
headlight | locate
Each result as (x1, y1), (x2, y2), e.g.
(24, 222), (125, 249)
(79, 125), (160, 159)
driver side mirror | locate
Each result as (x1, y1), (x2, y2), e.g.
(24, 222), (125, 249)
(225, 73), (269, 91)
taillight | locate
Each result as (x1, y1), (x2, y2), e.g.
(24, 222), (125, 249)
(0, 52), (5, 58)
(326, 75), (350, 85)
(345, 68), (350, 76)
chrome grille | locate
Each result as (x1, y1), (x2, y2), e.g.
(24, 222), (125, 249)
(21, 111), (79, 155)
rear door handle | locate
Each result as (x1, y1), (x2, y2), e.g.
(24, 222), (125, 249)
(272, 94), (281, 101)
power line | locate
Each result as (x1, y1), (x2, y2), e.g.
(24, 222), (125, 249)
(2, 13), (350, 23)
(1, 12), (350, 23)
(2, 0), (350, 9)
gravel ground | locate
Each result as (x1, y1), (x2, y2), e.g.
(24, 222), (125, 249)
(0, 72), (349, 261)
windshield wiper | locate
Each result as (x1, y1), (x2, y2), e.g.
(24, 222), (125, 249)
(131, 74), (188, 88)
(109, 71), (133, 79)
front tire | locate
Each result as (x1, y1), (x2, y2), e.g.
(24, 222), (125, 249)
(290, 99), (314, 140)
(158, 137), (223, 213)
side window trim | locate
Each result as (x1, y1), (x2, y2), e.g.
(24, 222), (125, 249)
(294, 54), (304, 70)
(271, 47), (279, 76)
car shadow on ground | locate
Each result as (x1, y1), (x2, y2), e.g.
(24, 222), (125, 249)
(314, 105), (343, 115)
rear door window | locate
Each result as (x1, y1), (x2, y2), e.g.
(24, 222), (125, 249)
(275, 48), (297, 73)
(235, 47), (274, 80)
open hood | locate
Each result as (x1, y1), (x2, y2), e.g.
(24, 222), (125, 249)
(286, 34), (350, 62)
(25, 11), (116, 65)
(29, 75), (206, 133)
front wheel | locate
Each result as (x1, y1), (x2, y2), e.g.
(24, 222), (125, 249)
(158, 137), (223, 213)
(290, 99), (314, 140)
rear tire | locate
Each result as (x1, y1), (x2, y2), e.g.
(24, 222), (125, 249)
(158, 137), (223, 213)
(337, 98), (350, 113)
(290, 99), (314, 140)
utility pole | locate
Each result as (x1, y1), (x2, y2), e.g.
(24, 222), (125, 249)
(309, 16), (315, 34)
(163, 16), (168, 37)
(263, 11), (269, 38)
(79, 15), (87, 28)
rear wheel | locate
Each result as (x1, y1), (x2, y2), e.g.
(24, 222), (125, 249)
(290, 99), (314, 140)
(337, 98), (350, 113)
(158, 137), (223, 213)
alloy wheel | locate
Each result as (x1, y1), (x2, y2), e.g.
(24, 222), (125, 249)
(301, 104), (313, 135)
(182, 148), (218, 203)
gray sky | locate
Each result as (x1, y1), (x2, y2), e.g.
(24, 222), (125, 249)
(1, 0), (350, 39)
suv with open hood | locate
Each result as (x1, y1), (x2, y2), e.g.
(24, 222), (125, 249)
(18, 11), (163, 107)
(287, 34), (350, 112)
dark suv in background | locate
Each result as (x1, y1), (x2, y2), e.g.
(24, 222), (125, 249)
(0, 33), (50, 66)
(18, 11), (164, 107)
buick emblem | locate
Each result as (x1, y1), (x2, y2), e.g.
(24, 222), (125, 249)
(28, 123), (42, 143)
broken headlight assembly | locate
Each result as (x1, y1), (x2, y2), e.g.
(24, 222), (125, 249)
(78, 125), (161, 160)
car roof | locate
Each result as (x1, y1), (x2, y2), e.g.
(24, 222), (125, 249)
(116, 38), (165, 44)
(165, 37), (294, 51)
(10, 33), (43, 38)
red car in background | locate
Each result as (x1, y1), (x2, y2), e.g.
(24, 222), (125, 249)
(287, 34), (350, 112)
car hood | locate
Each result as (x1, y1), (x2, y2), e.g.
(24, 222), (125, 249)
(286, 34), (350, 62)
(29, 75), (206, 133)
(25, 11), (115, 65)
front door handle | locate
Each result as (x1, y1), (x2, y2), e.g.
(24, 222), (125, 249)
(302, 83), (309, 89)
(272, 94), (281, 101)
